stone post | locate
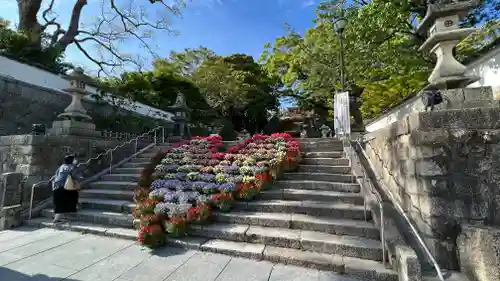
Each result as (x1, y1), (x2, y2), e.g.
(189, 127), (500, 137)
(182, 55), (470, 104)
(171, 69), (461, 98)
(168, 91), (191, 139)
(0, 172), (24, 230)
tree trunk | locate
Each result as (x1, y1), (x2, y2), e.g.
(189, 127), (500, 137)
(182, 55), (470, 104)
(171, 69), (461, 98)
(16, 0), (43, 45)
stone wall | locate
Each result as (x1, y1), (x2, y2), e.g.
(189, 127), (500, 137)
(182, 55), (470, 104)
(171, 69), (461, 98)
(0, 75), (169, 135)
(0, 134), (151, 211)
(364, 107), (500, 271)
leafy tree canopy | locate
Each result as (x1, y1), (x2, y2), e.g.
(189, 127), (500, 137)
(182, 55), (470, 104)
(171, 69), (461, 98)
(260, 0), (499, 119)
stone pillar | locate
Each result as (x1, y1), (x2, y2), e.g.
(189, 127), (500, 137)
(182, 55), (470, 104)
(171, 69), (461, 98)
(0, 172), (24, 230)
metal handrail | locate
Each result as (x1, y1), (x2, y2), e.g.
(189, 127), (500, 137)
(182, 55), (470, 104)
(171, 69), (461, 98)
(333, 117), (445, 281)
(28, 126), (166, 220)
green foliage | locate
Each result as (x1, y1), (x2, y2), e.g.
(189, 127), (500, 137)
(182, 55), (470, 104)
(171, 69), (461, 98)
(218, 119), (238, 141)
(0, 19), (69, 74)
(260, 0), (498, 119)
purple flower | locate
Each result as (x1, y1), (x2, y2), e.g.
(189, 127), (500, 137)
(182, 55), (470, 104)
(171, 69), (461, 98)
(176, 172), (186, 180)
(223, 165), (240, 174)
(192, 181), (207, 189)
(164, 192), (177, 203)
(203, 183), (218, 192)
(199, 173), (216, 182)
(219, 182), (236, 193)
(164, 179), (182, 189)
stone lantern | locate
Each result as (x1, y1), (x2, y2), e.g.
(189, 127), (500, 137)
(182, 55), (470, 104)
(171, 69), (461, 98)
(49, 67), (100, 137)
(168, 91), (191, 139)
(417, 0), (480, 89)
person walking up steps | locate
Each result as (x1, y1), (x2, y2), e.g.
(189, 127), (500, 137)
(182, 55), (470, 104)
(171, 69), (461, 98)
(50, 155), (82, 223)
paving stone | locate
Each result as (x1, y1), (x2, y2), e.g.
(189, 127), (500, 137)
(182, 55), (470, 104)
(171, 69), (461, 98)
(0, 230), (83, 266)
(88, 181), (137, 190)
(189, 223), (249, 242)
(0, 228), (58, 252)
(268, 264), (320, 281)
(0, 227), (39, 242)
(302, 158), (350, 166)
(263, 246), (345, 272)
(300, 230), (383, 261)
(118, 247), (196, 281)
(261, 189), (364, 205)
(298, 165), (351, 174)
(283, 173), (355, 183)
(40, 209), (134, 228)
(79, 198), (135, 213)
(275, 180), (360, 193)
(200, 239), (265, 260)
(246, 225), (301, 249)
(214, 257), (274, 281)
(291, 214), (379, 239)
(79, 189), (133, 200)
(344, 257), (398, 281)
(163, 252), (231, 281)
(166, 236), (208, 249)
(2, 262), (78, 281)
(66, 244), (151, 281)
(318, 270), (363, 281)
(214, 211), (292, 228)
(20, 234), (135, 270)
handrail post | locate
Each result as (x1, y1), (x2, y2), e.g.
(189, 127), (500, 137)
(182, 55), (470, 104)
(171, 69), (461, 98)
(154, 130), (157, 145)
(135, 138), (138, 154)
(161, 127), (165, 144)
(109, 151), (113, 174)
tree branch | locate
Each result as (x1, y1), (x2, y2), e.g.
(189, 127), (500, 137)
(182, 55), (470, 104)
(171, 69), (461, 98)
(58, 0), (88, 48)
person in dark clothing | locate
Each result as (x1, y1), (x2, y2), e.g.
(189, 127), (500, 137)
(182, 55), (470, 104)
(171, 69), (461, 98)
(50, 155), (81, 223)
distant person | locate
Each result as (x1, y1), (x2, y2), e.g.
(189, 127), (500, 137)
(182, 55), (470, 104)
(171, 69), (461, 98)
(50, 155), (81, 223)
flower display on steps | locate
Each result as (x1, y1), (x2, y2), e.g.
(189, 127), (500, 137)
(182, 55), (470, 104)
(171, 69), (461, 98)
(133, 133), (301, 248)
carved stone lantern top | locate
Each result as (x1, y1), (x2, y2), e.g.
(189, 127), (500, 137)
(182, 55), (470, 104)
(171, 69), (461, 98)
(416, 0), (480, 35)
(65, 67), (92, 94)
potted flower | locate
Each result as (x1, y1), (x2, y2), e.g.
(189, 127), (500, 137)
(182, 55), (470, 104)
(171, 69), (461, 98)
(137, 224), (166, 248)
(164, 206), (187, 238)
(211, 192), (234, 212)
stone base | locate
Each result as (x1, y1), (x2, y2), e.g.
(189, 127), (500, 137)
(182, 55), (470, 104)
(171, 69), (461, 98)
(458, 224), (500, 281)
(49, 120), (101, 138)
(0, 205), (22, 230)
(433, 87), (499, 111)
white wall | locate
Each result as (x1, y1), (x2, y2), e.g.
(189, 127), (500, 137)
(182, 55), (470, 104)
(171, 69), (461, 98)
(0, 55), (174, 121)
(364, 46), (500, 132)
(466, 47), (500, 99)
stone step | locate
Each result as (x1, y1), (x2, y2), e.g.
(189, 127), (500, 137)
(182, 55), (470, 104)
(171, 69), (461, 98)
(260, 189), (364, 205)
(87, 181), (137, 190)
(302, 158), (350, 166)
(213, 211), (379, 239)
(275, 180), (360, 193)
(40, 208), (134, 228)
(79, 198), (135, 213)
(235, 200), (369, 220)
(298, 165), (351, 174)
(129, 157), (154, 163)
(188, 223), (383, 261)
(282, 172), (355, 183)
(115, 167), (143, 174)
(24, 217), (206, 249)
(79, 189), (134, 201)
(101, 173), (140, 182)
(25, 218), (397, 281)
(121, 162), (150, 168)
(302, 151), (344, 158)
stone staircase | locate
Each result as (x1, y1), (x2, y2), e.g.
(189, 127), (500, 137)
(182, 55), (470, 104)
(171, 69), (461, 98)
(26, 138), (398, 281)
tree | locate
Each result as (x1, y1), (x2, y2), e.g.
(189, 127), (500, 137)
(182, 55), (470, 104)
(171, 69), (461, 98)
(0, 18), (71, 73)
(14, 0), (186, 75)
(260, 0), (499, 120)
(193, 54), (279, 134)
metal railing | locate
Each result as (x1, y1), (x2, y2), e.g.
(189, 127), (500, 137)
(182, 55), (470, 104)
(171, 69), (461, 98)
(28, 126), (166, 220)
(334, 117), (445, 281)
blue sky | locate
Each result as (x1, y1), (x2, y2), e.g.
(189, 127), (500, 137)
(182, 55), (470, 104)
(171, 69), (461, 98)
(1, 0), (319, 72)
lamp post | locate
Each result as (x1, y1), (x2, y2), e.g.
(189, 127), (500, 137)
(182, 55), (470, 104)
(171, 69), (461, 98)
(333, 16), (348, 91)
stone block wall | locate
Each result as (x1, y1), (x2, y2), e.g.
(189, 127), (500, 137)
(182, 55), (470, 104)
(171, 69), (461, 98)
(364, 107), (500, 271)
(0, 75), (169, 135)
(0, 134), (150, 212)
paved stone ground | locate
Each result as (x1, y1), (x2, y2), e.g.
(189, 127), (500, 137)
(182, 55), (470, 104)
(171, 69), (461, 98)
(0, 227), (358, 281)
